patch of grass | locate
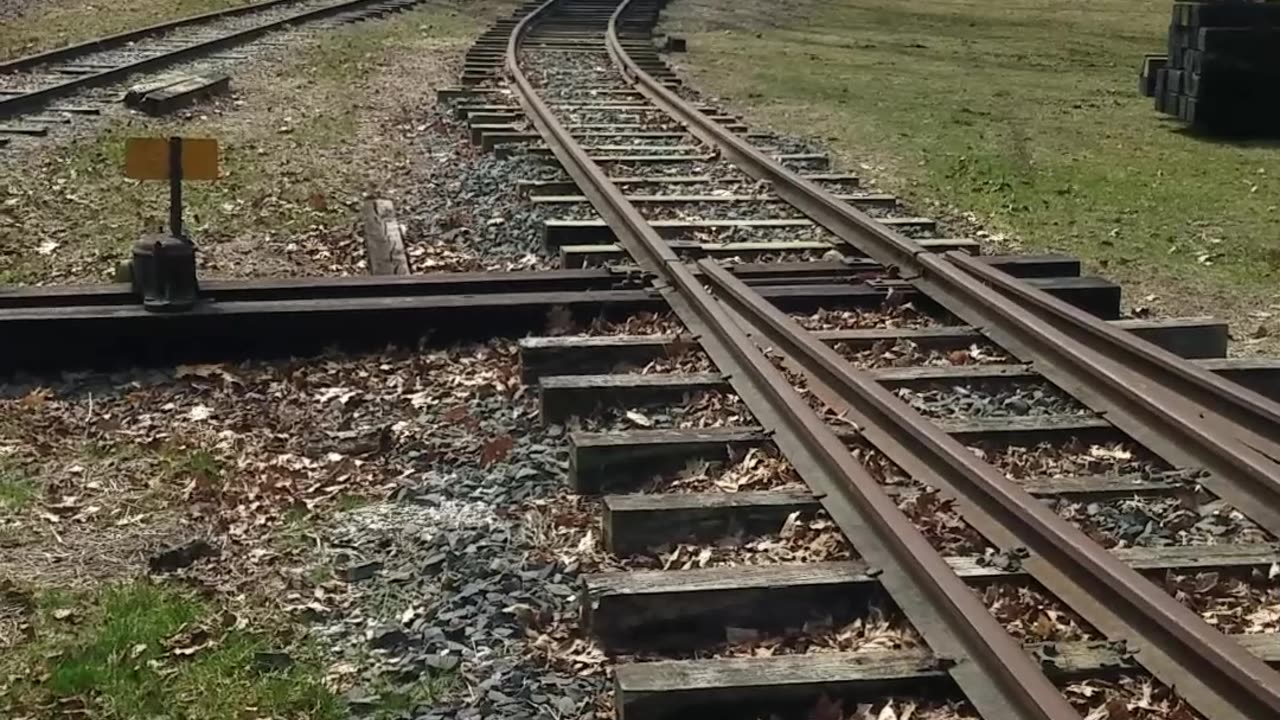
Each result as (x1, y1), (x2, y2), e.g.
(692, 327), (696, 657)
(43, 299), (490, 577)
(1, 581), (341, 719)
(1, 0), (260, 61)
(162, 446), (225, 485)
(335, 493), (370, 512)
(0, 462), (36, 514)
(663, 0), (1280, 338)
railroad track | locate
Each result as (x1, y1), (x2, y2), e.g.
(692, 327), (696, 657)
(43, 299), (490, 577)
(437, 0), (1280, 718)
(0, 0), (427, 141)
(0, 1), (1278, 716)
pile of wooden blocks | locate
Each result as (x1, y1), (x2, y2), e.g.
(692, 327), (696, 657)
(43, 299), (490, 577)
(1139, 1), (1280, 134)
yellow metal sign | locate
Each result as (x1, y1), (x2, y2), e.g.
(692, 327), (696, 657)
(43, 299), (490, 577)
(124, 137), (219, 181)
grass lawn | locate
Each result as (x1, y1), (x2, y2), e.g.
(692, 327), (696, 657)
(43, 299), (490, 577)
(1, 0), (264, 61)
(1, 582), (340, 718)
(661, 0), (1280, 350)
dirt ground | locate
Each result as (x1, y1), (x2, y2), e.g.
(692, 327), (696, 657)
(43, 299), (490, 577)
(0, 1), (511, 284)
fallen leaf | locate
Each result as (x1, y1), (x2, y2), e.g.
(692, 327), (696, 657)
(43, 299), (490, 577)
(442, 405), (470, 422)
(175, 364), (240, 384)
(779, 510), (802, 539)
(479, 435), (513, 467)
(624, 410), (652, 428)
(1088, 445), (1132, 461)
(19, 388), (51, 409)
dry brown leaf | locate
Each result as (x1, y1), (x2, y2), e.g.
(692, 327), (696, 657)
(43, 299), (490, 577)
(624, 410), (653, 428)
(479, 435), (513, 467)
(19, 388), (51, 409)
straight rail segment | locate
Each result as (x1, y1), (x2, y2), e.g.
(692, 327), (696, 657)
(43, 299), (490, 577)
(507, 2), (1081, 718)
(696, 258), (1280, 720)
(604, 0), (1280, 542)
(0, 0), (306, 74)
(0, 0), (421, 119)
(597, 0), (1280, 717)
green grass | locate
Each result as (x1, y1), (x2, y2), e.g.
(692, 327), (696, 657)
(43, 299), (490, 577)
(663, 0), (1280, 326)
(0, 462), (35, 514)
(1, 0), (261, 61)
(162, 446), (225, 484)
(1, 582), (341, 719)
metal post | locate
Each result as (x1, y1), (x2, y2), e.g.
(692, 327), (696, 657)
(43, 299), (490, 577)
(168, 136), (184, 240)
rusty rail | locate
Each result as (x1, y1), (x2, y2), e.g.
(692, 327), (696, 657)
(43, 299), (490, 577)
(0, 0), (414, 119)
(603, 0), (1280, 540)
(598, 0), (1280, 717)
(507, 2), (1082, 718)
(697, 257), (1280, 720)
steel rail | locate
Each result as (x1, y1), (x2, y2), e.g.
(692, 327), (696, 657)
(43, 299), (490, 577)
(507, 2), (1080, 718)
(947, 250), (1280, 458)
(697, 257), (1280, 720)
(602, 0), (1280, 538)
(0, 0), (305, 74)
(0, 0), (409, 119)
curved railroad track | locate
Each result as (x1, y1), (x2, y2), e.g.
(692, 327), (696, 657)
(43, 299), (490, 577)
(437, 0), (1280, 718)
(0, 0), (426, 136)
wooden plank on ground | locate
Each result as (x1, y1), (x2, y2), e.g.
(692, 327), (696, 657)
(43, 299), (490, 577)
(531, 193), (898, 208)
(0, 125), (49, 136)
(540, 372), (725, 422)
(558, 238), (977, 267)
(586, 545), (1280, 650)
(517, 317), (1229, 381)
(361, 199), (411, 276)
(601, 471), (1198, 554)
(135, 74), (230, 115)
(544, 218), (938, 249)
(569, 419), (1118, 493)
(613, 634), (1280, 719)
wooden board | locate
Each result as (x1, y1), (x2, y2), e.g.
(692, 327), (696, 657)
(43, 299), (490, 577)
(569, 417), (1118, 493)
(519, 315), (1228, 381)
(542, 217), (937, 249)
(601, 471), (1197, 554)
(360, 199), (410, 276)
(613, 634), (1280, 719)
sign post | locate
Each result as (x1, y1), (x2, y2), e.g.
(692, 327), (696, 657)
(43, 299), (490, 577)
(169, 136), (184, 240)
(124, 136), (219, 312)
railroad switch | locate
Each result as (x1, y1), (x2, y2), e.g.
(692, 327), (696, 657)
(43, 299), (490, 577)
(131, 234), (199, 312)
(123, 136), (218, 312)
